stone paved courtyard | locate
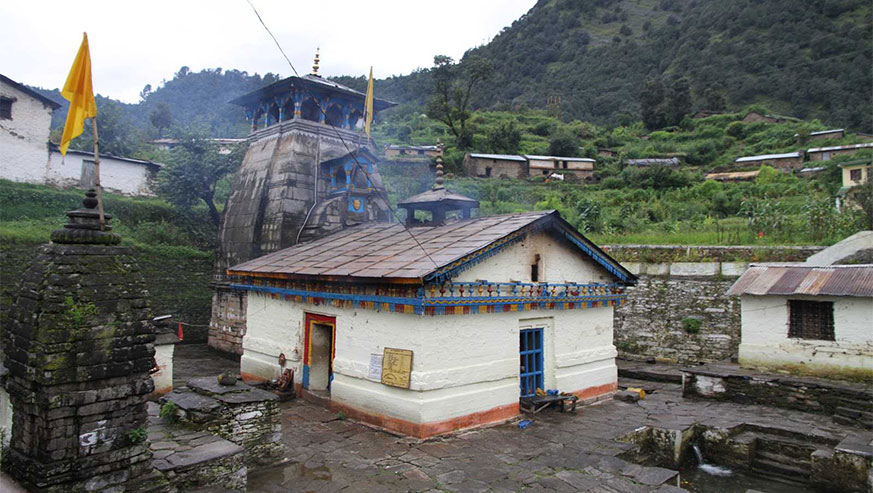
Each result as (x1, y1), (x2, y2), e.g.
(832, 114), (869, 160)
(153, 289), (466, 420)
(243, 379), (864, 492)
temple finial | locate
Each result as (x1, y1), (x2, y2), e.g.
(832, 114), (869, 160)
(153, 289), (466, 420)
(312, 48), (320, 76)
(434, 156), (445, 190)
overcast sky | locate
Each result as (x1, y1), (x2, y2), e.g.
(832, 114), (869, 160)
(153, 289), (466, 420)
(1, 1), (535, 103)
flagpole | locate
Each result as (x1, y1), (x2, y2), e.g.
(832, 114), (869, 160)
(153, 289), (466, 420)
(91, 117), (105, 230)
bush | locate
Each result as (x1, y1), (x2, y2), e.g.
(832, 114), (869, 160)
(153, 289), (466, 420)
(682, 317), (702, 334)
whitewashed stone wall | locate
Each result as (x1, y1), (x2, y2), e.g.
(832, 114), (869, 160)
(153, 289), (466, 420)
(0, 80), (54, 184)
(738, 294), (873, 376)
(242, 293), (616, 427)
(46, 150), (158, 196)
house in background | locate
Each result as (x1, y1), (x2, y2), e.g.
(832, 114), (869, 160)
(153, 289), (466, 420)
(733, 151), (804, 172)
(384, 144), (444, 162)
(0, 74), (60, 184)
(795, 128), (844, 143)
(526, 155), (595, 181)
(807, 142), (873, 162)
(1, 74), (162, 197)
(742, 112), (799, 124)
(704, 170), (760, 182)
(463, 153), (529, 179)
(47, 146), (162, 196)
(625, 157), (681, 167)
(228, 184), (635, 438)
(839, 159), (871, 189)
(150, 137), (246, 154)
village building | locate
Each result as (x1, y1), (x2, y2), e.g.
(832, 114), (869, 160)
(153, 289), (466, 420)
(384, 144), (444, 161)
(795, 128), (844, 143)
(733, 151), (804, 172)
(525, 155), (595, 181)
(46, 145), (162, 196)
(727, 264), (873, 379)
(807, 142), (873, 161)
(226, 175), (636, 438)
(741, 112), (799, 124)
(625, 157), (680, 167)
(210, 55), (395, 354)
(0, 73), (61, 184)
(839, 159), (871, 189)
(704, 170), (760, 182)
(462, 152), (528, 179)
(150, 137), (246, 154)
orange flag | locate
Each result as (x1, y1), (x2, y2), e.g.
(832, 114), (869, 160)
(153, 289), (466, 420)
(59, 33), (97, 155)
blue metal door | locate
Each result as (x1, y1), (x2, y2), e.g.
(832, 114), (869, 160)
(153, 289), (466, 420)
(519, 328), (544, 397)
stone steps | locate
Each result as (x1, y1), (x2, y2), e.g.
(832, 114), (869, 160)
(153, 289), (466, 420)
(833, 404), (873, 429)
(751, 457), (811, 481)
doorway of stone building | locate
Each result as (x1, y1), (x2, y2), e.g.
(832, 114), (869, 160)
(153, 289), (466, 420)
(303, 313), (335, 395)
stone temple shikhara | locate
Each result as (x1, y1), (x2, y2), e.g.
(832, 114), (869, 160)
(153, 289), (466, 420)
(210, 54), (395, 355)
(226, 160), (637, 438)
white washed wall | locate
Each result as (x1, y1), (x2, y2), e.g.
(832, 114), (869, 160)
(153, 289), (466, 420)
(151, 343), (175, 395)
(738, 294), (873, 373)
(453, 231), (611, 284)
(241, 292), (616, 425)
(46, 151), (156, 196)
(0, 81), (53, 184)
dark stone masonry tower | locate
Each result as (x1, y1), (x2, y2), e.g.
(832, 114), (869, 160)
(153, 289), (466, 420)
(210, 54), (395, 354)
(3, 191), (160, 492)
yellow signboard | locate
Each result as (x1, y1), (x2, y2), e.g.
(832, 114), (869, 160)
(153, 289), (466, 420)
(381, 348), (413, 389)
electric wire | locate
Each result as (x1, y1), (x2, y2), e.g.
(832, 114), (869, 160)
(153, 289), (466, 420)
(244, 0), (439, 269)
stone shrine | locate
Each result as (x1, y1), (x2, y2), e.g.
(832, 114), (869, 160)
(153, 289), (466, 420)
(210, 55), (395, 354)
(3, 190), (163, 492)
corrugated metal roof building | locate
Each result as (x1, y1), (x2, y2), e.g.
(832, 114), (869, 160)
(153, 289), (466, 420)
(728, 264), (873, 378)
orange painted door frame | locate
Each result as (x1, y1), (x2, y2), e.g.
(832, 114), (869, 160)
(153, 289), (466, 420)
(302, 312), (336, 389)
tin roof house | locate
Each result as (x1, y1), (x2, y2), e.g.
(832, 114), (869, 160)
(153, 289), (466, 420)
(228, 167), (636, 437)
(727, 233), (873, 379)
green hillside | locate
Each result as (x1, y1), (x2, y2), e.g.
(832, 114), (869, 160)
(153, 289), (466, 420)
(372, 0), (872, 131)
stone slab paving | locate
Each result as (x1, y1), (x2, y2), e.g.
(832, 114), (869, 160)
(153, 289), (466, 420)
(146, 401), (247, 491)
(247, 380), (868, 492)
(173, 344), (241, 390)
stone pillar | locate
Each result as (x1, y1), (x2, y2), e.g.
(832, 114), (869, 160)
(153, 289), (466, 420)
(3, 190), (160, 492)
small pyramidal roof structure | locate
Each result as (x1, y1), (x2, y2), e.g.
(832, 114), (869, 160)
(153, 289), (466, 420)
(398, 156), (479, 225)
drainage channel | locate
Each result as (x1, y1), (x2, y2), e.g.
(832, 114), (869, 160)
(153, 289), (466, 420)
(616, 423), (868, 492)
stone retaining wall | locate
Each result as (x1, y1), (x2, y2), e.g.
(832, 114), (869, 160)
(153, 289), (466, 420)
(162, 377), (283, 467)
(0, 243), (213, 342)
(607, 245), (824, 364)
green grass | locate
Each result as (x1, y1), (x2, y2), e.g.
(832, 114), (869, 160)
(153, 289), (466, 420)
(0, 179), (215, 257)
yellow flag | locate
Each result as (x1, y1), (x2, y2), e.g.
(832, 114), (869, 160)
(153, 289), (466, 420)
(60, 33), (97, 155)
(364, 66), (374, 139)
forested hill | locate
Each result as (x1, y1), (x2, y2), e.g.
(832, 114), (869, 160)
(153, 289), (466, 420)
(369, 0), (873, 131)
(30, 0), (872, 152)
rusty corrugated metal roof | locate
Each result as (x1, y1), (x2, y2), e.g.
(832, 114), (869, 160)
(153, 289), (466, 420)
(228, 210), (635, 284)
(727, 265), (873, 297)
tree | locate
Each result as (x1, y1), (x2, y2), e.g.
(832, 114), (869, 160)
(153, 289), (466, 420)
(139, 84), (152, 102)
(666, 77), (692, 126)
(425, 55), (492, 150)
(156, 135), (245, 226)
(149, 102), (173, 136)
(847, 179), (873, 230)
(71, 98), (136, 157)
(640, 77), (667, 130)
(548, 128), (580, 157)
(485, 119), (521, 154)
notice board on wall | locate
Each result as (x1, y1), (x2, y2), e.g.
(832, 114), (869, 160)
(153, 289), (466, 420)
(381, 348), (413, 389)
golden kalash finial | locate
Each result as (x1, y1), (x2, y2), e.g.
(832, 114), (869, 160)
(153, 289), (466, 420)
(312, 48), (320, 75)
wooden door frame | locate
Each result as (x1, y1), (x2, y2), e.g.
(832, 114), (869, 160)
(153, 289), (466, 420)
(302, 312), (336, 390)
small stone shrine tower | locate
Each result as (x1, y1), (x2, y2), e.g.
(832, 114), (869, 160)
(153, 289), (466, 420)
(4, 191), (159, 492)
(210, 53), (395, 354)
(398, 157), (479, 226)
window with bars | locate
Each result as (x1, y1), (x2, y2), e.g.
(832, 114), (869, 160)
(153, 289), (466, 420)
(788, 300), (834, 341)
